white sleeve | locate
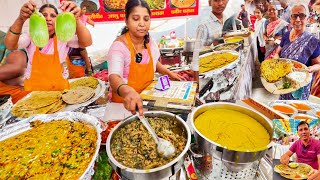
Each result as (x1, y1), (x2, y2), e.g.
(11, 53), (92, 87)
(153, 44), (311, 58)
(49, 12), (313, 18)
(107, 42), (126, 78)
(17, 33), (31, 49)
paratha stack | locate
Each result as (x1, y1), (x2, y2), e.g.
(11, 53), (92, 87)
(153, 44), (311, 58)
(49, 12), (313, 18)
(62, 86), (95, 104)
(11, 91), (66, 118)
(70, 77), (99, 89)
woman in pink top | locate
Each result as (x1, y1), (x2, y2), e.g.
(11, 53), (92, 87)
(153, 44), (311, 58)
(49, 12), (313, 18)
(107, 0), (185, 116)
(4, 1), (92, 80)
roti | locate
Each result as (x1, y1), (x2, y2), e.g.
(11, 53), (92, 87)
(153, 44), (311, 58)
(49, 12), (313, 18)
(11, 91), (65, 118)
(14, 91), (62, 110)
(47, 100), (66, 114)
(70, 77), (99, 89)
(171, 0), (195, 8)
(62, 86), (95, 105)
(12, 101), (60, 118)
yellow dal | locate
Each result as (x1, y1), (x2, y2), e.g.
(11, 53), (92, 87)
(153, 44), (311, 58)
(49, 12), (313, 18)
(225, 37), (244, 43)
(194, 109), (270, 152)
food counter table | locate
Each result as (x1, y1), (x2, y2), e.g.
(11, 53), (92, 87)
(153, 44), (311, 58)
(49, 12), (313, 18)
(198, 34), (257, 101)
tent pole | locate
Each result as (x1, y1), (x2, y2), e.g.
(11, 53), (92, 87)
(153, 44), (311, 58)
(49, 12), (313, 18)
(184, 18), (188, 40)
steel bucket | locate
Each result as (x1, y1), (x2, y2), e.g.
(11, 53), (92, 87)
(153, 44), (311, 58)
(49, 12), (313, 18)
(190, 102), (273, 172)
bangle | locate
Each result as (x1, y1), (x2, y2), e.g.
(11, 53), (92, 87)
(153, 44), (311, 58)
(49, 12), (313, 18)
(116, 83), (128, 97)
(9, 27), (22, 35)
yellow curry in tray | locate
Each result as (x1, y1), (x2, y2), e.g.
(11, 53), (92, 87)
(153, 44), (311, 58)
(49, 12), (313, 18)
(194, 109), (270, 152)
(0, 119), (97, 179)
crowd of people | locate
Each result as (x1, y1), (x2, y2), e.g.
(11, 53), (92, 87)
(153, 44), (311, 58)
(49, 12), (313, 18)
(234, 0), (320, 100)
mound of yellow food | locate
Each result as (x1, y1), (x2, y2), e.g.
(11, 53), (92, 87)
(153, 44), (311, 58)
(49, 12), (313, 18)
(0, 120), (97, 179)
(70, 77), (99, 89)
(194, 109), (270, 151)
(261, 59), (292, 83)
(199, 52), (238, 73)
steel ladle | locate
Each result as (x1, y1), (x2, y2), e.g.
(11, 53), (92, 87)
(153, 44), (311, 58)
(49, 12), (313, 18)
(138, 115), (176, 158)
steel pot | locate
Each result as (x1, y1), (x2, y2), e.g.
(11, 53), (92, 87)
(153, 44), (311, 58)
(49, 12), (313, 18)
(212, 42), (242, 52)
(190, 102), (273, 172)
(184, 40), (195, 52)
(106, 111), (191, 180)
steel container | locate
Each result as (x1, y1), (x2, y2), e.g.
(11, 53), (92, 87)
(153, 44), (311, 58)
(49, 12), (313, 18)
(190, 102), (273, 172)
(106, 111), (191, 180)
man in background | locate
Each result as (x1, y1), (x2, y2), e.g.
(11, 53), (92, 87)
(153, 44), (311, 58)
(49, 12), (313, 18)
(238, 4), (251, 28)
(193, 0), (229, 47)
(279, 0), (291, 23)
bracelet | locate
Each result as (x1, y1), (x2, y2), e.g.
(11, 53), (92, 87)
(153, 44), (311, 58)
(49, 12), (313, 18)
(9, 27), (22, 35)
(116, 83), (128, 97)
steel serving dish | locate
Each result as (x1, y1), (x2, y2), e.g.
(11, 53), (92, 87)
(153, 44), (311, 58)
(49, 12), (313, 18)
(212, 42), (242, 52)
(0, 111), (102, 179)
(224, 36), (244, 49)
(106, 111), (191, 180)
(190, 102), (273, 172)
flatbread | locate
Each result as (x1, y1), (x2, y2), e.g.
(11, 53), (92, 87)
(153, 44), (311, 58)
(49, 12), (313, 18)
(70, 77), (99, 89)
(171, 0), (195, 8)
(14, 91), (62, 110)
(62, 86), (95, 105)
(12, 101), (60, 118)
(47, 101), (66, 114)
(274, 163), (313, 180)
(261, 59), (292, 83)
(11, 91), (65, 118)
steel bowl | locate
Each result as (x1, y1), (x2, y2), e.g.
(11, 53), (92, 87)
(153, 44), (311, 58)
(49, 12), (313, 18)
(106, 111), (191, 180)
(224, 36), (244, 49)
(190, 102), (273, 172)
(212, 42), (242, 52)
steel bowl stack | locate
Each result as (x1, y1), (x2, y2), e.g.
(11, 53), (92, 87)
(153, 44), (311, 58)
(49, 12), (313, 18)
(190, 102), (273, 172)
(106, 111), (191, 180)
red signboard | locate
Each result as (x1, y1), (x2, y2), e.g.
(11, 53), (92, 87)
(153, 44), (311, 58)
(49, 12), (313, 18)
(67, 0), (199, 22)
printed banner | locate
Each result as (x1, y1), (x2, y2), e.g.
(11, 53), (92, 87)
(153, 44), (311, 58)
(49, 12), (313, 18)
(68, 0), (199, 22)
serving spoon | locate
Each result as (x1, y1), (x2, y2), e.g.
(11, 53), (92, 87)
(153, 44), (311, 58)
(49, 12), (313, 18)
(138, 115), (176, 158)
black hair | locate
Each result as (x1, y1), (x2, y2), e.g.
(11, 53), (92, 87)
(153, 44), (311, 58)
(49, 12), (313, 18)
(241, 4), (245, 7)
(121, 0), (151, 48)
(255, 6), (264, 14)
(297, 121), (309, 131)
(39, 4), (59, 15)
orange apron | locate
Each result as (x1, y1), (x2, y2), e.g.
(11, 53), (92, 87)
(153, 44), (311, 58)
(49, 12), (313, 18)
(0, 82), (29, 104)
(112, 33), (154, 103)
(24, 36), (70, 91)
(66, 56), (85, 79)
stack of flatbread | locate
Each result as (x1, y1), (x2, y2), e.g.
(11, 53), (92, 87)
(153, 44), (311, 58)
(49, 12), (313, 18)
(62, 86), (95, 105)
(11, 91), (66, 118)
(70, 77), (99, 89)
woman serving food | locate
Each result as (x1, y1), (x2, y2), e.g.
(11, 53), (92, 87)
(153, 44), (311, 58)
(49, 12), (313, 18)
(4, 1), (92, 91)
(107, 0), (184, 116)
(273, 3), (320, 100)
